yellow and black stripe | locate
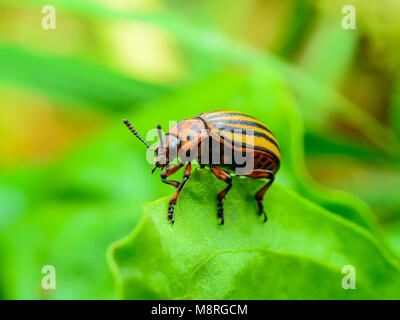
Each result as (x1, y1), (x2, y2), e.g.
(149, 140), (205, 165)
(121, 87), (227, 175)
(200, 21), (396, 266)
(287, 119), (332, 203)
(196, 110), (281, 168)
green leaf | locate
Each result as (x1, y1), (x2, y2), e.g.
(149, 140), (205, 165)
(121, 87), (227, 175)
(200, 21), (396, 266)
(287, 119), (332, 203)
(0, 44), (171, 112)
(386, 221), (400, 256)
(108, 170), (400, 299)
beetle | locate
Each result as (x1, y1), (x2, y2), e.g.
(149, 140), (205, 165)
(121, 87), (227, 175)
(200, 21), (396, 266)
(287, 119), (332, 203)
(122, 110), (280, 225)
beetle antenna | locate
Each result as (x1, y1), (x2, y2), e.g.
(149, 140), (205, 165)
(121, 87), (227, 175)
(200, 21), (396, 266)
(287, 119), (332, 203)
(157, 125), (164, 149)
(122, 119), (155, 152)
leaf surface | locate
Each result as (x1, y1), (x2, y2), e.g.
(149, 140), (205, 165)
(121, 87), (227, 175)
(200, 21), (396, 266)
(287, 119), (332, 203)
(109, 170), (400, 299)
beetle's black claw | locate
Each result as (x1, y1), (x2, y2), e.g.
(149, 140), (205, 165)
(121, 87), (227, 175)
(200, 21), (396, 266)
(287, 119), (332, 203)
(217, 199), (224, 225)
(218, 210), (224, 225)
(257, 200), (267, 223)
(257, 200), (263, 215)
(262, 211), (267, 222)
(168, 204), (175, 224)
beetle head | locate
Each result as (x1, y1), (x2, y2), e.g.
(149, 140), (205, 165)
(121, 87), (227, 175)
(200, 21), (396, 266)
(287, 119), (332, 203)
(152, 125), (178, 173)
(153, 129), (182, 172)
(122, 119), (181, 173)
(153, 148), (168, 173)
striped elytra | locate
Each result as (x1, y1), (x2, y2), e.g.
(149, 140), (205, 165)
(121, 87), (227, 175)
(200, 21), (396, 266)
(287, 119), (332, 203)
(196, 110), (280, 173)
(122, 110), (281, 225)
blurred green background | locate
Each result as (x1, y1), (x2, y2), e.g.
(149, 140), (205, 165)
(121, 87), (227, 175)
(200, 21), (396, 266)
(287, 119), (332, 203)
(0, 0), (400, 299)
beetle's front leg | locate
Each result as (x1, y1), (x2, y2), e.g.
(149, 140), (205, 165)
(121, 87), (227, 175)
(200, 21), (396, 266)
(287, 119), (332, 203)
(160, 163), (185, 188)
(167, 162), (192, 224)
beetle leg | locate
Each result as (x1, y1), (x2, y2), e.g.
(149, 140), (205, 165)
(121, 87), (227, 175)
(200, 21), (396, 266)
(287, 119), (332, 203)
(160, 163), (184, 189)
(246, 170), (274, 222)
(167, 162), (192, 224)
(210, 167), (232, 225)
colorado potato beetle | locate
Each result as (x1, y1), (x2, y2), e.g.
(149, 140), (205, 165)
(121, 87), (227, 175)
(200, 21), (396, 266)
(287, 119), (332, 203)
(122, 110), (280, 225)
